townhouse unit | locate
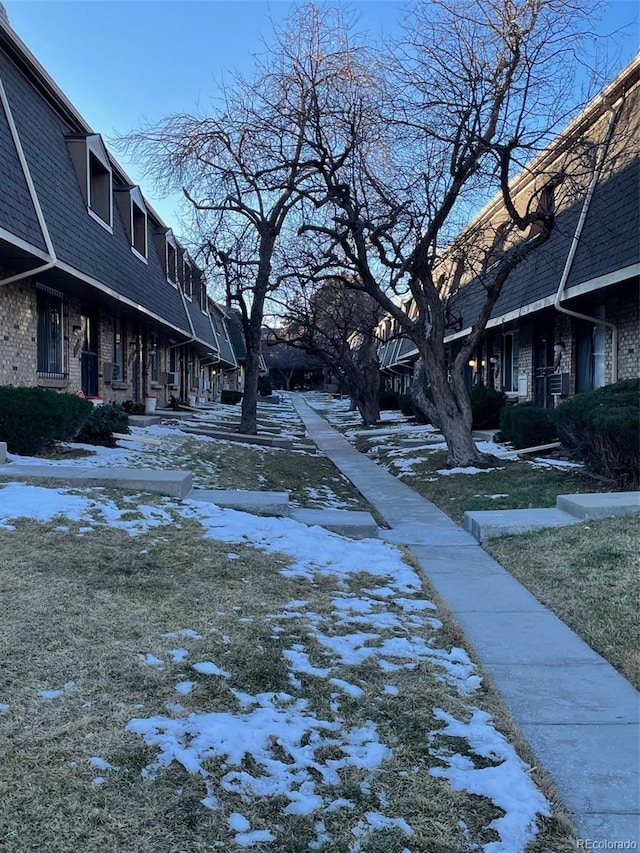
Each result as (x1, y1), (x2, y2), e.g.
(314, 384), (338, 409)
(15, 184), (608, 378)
(0, 14), (240, 406)
(380, 56), (639, 406)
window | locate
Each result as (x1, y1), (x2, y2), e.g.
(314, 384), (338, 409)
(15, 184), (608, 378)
(576, 309), (606, 393)
(486, 224), (507, 270)
(132, 202), (146, 256)
(115, 186), (148, 259)
(89, 153), (111, 225)
(113, 317), (125, 381)
(528, 184), (555, 239)
(183, 260), (192, 299)
(167, 242), (177, 284)
(503, 332), (519, 392)
(66, 134), (113, 230)
(199, 277), (208, 312)
(37, 288), (64, 377)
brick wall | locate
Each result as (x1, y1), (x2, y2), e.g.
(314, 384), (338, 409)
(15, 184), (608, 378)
(606, 282), (639, 381)
(0, 279), (37, 386)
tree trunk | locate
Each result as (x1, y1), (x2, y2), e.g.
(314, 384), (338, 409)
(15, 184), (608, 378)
(345, 337), (380, 425)
(409, 361), (441, 428)
(416, 348), (495, 468)
(352, 373), (380, 425)
(240, 351), (261, 434)
(359, 356), (381, 425)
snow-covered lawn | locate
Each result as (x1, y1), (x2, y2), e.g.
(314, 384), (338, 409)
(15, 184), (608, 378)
(0, 478), (570, 852)
(5, 396), (363, 510)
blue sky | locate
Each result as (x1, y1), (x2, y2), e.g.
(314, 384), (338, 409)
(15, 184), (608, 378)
(4, 0), (638, 231)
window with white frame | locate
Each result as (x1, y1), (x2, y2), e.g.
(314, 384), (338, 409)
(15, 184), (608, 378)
(37, 287), (64, 377)
(66, 134), (113, 230)
(167, 242), (177, 284)
(528, 184), (555, 240)
(131, 188), (148, 259)
(183, 260), (193, 299)
(88, 152), (112, 227)
(502, 332), (519, 392)
(199, 277), (208, 312)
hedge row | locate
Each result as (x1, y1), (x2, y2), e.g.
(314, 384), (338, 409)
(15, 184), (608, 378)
(76, 404), (130, 447)
(500, 380), (639, 488)
(396, 385), (506, 429)
(0, 387), (93, 455)
(499, 402), (557, 449)
(554, 379), (639, 488)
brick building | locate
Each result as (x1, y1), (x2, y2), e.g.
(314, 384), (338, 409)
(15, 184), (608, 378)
(0, 15), (239, 405)
(379, 56), (640, 406)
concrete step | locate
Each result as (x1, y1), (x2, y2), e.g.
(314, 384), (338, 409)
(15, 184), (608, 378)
(289, 508), (379, 539)
(464, 507), (581, 542)
(381, 521), (478, 546)
(557, 491), (640, 520)
(257, 395), (284, 405)
(397, 435), (444, 447)
(180, 425), (294, 449)
(127, 414), (164, 427)
(0, 464), (192, 498)
(472, 429), (501, 442)
(188, 489), (290, 516)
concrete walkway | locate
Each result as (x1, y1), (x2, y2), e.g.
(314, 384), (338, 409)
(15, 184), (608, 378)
(290, 395), (640, 844)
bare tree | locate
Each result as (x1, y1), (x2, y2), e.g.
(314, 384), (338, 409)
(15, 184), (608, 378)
(271, 272), (383, 424)
(262, 333), (323, 391)
(299, 0), (609, 465)
(118, 5), (359, 434)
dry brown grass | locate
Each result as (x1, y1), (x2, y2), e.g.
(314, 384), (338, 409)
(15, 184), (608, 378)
(487, 515), (640, 688)
(0, 492), (577, 852)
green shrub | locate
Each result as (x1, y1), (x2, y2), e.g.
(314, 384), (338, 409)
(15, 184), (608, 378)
(552, 379), (639, 488)
(0, 386), (93, 455)
(258, 374), (273, 397)
(76, 403), (130, 447)
(120, 400), (145, 415)
(378, 390), (399, 411)
(499, 402), (556, 449)
(221, 389), (243, 405)
(470, 385), (507, 429)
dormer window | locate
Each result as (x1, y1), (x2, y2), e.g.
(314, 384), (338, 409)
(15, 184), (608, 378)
(152, 228), (178, 284)
(89, 153), (110, 224)
(528, 184), (556, 240)
(66, 133), (113, 231)
(182, 259), (193, 299)
(115, 185), (148, 261)
(167, 241), (177, 284)
(131, 193), (147, 259)
(199, 277), (208, 313)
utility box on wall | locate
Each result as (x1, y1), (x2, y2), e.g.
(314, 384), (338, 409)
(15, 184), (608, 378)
(517, 375), (528, 398)
(549, 372), (570, 397)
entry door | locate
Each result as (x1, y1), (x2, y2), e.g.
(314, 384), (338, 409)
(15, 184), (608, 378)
(534, 322), (555, 408)
(80, 313), (99, 397)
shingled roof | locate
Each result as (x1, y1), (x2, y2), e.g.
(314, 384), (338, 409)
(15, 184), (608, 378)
(209, 302), (237, 368)
(0, 19), (218, 355)
(380, 57), (640, 366)
(446, 156), (639, 336)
